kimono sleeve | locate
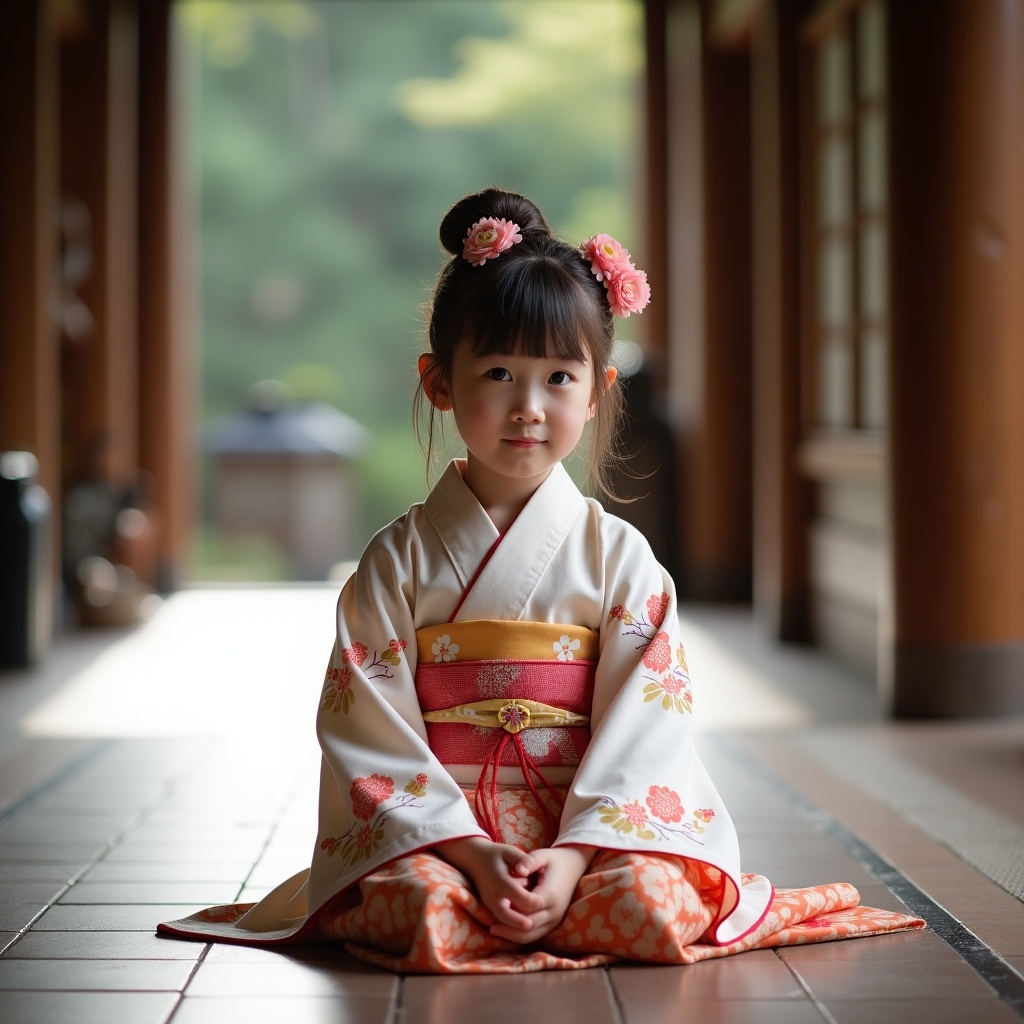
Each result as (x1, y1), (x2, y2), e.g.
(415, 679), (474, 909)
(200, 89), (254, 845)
(554, 517), (773, 945)
(304, 524), (487, 913)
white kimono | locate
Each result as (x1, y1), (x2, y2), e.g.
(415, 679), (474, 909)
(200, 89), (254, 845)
(161, 460), (773, 947)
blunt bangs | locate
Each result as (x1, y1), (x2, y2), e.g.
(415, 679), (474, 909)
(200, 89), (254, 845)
(464, 256), (606, 366)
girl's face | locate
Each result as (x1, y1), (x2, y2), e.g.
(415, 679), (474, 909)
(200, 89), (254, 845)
(426, 343), (601, 500)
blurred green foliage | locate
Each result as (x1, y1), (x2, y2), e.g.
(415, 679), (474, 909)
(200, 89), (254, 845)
(179, 0), (643, 575)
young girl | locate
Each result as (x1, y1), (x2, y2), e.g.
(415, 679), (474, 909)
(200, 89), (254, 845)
(160, 188), (922, 971)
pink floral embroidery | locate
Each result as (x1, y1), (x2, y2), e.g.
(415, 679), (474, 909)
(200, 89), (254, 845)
(622, 800), (649, 827)
(646, 785), (684, 823)
(611, 593), (669, 643)
(646, 592), (670, 628)
(609, 604), (633, 625)
(342, 642), (368, 667)
(320, 773), (430, 868)
(380, 638), (407, 667)
(338, 639), (407, 678)
(643, 631), (672, 673)
(351, 774), (395, 821)
(404, 773), (429, 798)
(598, 789), (711, 845)
(643, 668), (693, 714)
(322, 665), (355, 714)
(692, 808), (716, 833)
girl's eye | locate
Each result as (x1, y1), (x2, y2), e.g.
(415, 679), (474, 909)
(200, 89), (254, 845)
(549, 370), (572, 385)
(485, 367), (512, 382)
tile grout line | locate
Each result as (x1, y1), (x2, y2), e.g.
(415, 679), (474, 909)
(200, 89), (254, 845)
(0, 739), (203, 957)
(163, 941), (214, 1022)
(0, 739), (113, 826)
(773, 949), (839, 1024)
(720, 735), (1024, 1015)
(601, 965), (627, 1024)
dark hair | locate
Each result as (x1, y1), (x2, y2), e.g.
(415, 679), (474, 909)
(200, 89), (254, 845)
(415, 187), (626, 497)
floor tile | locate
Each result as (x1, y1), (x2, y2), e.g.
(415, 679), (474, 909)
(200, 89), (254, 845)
(777, 929), (958, 962)
(202, 942), (355, 964)
(618, 997), (827, 1024)
(0, 841), (107, 863)
(0, 863), (81, 882)
(0, 958), (193, 991)
(0, 990), (179, 1024)
(787, 956), (997, 1001)
(610, 954), (804, 1001)
(81, 860), (251, 883)
(968, 920), (1024, 957)
(185, 961), (398, 998)
(824, 997), (1021, 1023)
(0, 905), (47, 932)
(0, 881), (69, 904)
(0, 815), (130, 843)
(172, 994), (393, 1023)
(58, 881), (239, 905)
(101, 842), (263, 864)
(32, 904), (207, 931)
(404, 970), (617, 1022)
(4, 930), (203, 960)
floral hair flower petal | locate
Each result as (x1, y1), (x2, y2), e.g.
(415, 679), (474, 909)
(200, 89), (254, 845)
(581, 233), (633, 282)
(581, 233), (651, 317)
(604, 264), (651, 318)
(463, 217), (523, 266)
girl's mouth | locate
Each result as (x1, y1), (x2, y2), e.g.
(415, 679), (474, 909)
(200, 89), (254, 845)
(504, 438), (543, 448)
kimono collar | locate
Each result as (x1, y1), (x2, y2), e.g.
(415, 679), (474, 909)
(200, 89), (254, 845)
(424, 460), (586, 621)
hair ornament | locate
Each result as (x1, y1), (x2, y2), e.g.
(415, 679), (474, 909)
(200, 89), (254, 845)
(462, 217), (523, 266)
(581, 233), (651, 317)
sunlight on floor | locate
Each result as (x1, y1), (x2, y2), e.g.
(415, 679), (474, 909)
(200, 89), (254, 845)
(21, 587), (338, 741)
(19, 587), (813, 739)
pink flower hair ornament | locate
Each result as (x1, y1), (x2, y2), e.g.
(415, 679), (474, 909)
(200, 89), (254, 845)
(462, 217), (523, 266)
(581, 233), (651, 317)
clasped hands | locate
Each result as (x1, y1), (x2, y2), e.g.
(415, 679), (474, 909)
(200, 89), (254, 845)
(436, 836), (595, 945)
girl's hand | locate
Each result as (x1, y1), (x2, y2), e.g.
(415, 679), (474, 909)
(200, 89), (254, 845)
(488, 844), (596, 945)
(434, 836), (545, 931)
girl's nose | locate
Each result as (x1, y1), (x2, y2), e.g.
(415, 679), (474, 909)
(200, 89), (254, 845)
(511, 385), (544, 422)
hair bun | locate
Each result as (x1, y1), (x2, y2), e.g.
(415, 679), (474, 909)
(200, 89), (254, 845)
(439, 188), (550, 257)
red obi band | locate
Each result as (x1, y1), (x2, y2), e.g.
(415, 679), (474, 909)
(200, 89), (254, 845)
(415, 620), (598, 842)
(414, 620), (598, 769)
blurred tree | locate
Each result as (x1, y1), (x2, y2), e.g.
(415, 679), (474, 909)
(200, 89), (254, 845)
(178, 0), (643, 573)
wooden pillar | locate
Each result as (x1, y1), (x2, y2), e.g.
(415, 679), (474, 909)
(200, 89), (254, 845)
(138, 0), (191, 588)
(664, 0), (753, 600)
(59, 0), (139, 492)
(0, 0), (61, 526)
(888, 0), (1024, 716)
(644, 0), (670, 360)
(749, 0), (810, 639)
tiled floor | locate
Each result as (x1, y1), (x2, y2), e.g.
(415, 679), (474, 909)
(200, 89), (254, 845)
(0, 587), (1022, 1023)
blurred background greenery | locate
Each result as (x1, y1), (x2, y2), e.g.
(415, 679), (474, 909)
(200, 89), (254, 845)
(179, 0), (644, 579)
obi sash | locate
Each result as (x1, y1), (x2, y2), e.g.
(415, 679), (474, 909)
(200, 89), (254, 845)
(415, 620), (598, 839)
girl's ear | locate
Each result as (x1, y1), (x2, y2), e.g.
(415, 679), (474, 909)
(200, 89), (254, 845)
(418, 353), (453, 411)
(587, 366), (618, 421)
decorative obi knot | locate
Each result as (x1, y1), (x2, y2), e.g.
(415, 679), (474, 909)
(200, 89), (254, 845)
(415, 619), (598, 841)
(422, 697), (589, 734)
